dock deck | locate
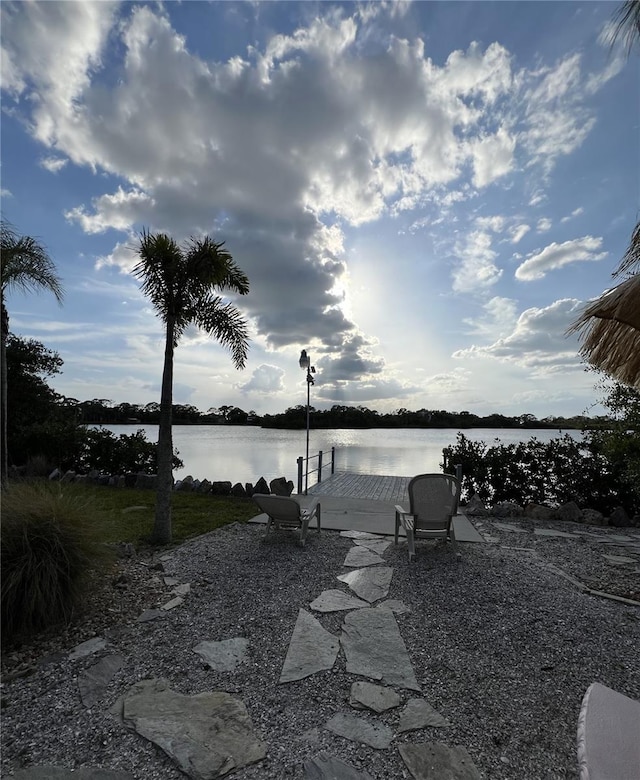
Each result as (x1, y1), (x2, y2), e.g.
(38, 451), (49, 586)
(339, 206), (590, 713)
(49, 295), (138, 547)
(306, 471), (410, 504)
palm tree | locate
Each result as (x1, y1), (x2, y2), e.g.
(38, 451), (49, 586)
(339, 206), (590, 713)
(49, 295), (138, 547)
(611, 0), (640, 54)
(1, 220), (63, 483)
(132, 231), (250, 545)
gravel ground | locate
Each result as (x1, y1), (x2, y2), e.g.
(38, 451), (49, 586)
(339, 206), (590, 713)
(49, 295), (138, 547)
(1, 518), (639, 780)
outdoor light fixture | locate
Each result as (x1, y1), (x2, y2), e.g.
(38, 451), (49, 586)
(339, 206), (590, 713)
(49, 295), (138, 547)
(299, 349), (316, 494)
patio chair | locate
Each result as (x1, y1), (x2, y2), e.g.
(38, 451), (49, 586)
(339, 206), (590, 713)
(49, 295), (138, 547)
(252, 494), (321, 547)
(394, 473), (461, 561)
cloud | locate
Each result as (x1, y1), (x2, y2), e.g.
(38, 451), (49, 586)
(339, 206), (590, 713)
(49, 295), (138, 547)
(452, 230), (502, 293)
(453, 298), (585, 375)
(470, 126), (516, 188)
(463, 296), (518, 339)
(40, 156), (68, 173)
(515, 236), (607, 281)
(238, 364), (285, 394)
(561, 207), (584, 223)
(509, 224), (530, 243)
(537, 217), (552, 232)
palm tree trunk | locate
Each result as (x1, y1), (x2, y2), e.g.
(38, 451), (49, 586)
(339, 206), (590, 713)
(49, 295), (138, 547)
(152, 317), (175, 545)
(1, 300), (9, 485)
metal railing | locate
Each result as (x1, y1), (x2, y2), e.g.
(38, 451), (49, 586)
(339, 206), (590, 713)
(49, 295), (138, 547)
(297, 446), (336, 495)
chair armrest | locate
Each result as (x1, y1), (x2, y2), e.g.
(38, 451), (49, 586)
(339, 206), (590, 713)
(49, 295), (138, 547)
(395, 504), (407, 515)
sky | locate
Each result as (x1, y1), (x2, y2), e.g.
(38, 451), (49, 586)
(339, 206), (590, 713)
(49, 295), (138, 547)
(1, 1), (638, 419)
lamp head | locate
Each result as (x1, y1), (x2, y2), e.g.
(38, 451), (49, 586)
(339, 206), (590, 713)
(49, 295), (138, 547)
(299, 349), (310, 370)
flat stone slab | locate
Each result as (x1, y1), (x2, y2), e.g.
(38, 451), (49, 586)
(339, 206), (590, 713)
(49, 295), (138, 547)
(119, 678), (266, 778)
(340, 531), (383, 540)
(172, 583), (191, 596)
(350, 681), (401, 713)
(399, 743), (481, 779)
(310, 590), (370, 613)
(12, 768), (133, 780)
(161, 596), (184, 610)
(534, 528), (577, 539)
(398, 699), (450, 732)
(68, 637), (107, 661)
(377, 599), (411, 614)
(163, 576), (180, 586)
(280, 609), (339, 683)
(343, 546), (386, 568)
(337, 567), (393, 603)
(354, 539), (392, 554)
(603, 554), (637, 565)
(492, 522), (528, 533)
(137, 609), (167, 623)
(324, 712), (393, 749)
(194, 638), (249, 671)
(304, 752), (374, 779)
(78, 654), (124, 708)
(341, 607), (419, 690)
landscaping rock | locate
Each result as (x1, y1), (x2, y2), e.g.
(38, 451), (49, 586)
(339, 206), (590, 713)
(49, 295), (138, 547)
(349, 681), (401, 713)
(211, 481), (233, 495)
(280, 609), (339, 683)
(61, 470), (76, 483)
(491, 501), (523, 518)
(254, 477), (270, 494)
(134, 473), (157, 490)
(399, 742), (481, 779)
(245, 482), (255, 497)
(398, 698), (450, 732)
(554, 501), (582, 523)
(304, 753), (374, 779)
(193, 638), (249, 671)
(176, 475), (194, 492)
(609, 506), (632, 527)
(464, 494), (488, 516)
(12, 767), (133, 780)
(524, 503), (554, 521)
(270, 477), (294, 496)
(324, 712), (393, 749)
(78, 654), (124, 708)
(582, 508), (605, 526)
(197, 478), (212, 493)
(231, 482), (247, 497)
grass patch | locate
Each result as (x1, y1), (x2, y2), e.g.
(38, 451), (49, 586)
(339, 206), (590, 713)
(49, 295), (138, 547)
(48, 482), (258, 546)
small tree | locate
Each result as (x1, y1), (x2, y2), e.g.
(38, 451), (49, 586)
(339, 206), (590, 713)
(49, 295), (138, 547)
(132, 231), (250, 545)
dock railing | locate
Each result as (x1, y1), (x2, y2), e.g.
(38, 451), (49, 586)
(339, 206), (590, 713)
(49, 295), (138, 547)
(297, 446), (336, 495)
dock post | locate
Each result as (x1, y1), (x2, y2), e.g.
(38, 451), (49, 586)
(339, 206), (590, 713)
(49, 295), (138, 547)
(331, 446), (335, 474)
(297, 457), (303, 495)
(318, 450), (323, 483)
(455, 463), (463, 483)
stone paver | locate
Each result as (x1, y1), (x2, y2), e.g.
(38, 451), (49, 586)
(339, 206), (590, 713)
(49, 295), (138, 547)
(280, 609), (339, 683)
(161, 596), (184, 610)
(340, 530), (383, 540)
(343, 546), (386, 568)
(399, 743), (481, 779)
(310, 589), (370, 613)
(12, 769), (133, 780)
(78, 654), (124, 708)
(337, 567), (393, 603)
(194, 638), (249, 671)
(68, 637), (107, 661)
(534, 528), (578, 539)
(398, 699), (450, 732)
(341, 607), (419, 690)
(349, 681), (401, 713)
(354, 539), (392, 554)
(492, 522), (527, 533)
(602, 554), (637, 565)
(324, 713), (394, 749)
(304, 753), (374, 779)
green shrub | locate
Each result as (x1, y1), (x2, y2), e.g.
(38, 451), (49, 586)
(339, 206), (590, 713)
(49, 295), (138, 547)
(1, 482), (110, 645)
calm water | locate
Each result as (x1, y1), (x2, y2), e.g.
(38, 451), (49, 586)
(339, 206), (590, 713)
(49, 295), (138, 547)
(101, 425), (581, 486)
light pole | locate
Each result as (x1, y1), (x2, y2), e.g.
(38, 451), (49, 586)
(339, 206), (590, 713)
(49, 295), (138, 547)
(299, 349), (315, 495)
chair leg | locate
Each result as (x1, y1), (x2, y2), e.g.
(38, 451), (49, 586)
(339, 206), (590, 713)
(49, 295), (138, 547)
(450, 523), (460, 560)
(404, 516), (416, 562)
(394, 510), (400, 545)
(265, 516), (273, 538)
(316, 504), (321, 534)
(300, 517), (310, 547)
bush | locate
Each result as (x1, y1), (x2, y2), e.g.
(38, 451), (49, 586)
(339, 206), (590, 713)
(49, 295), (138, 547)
(442, 433), (628, 514)
(1, 482), (110, 645)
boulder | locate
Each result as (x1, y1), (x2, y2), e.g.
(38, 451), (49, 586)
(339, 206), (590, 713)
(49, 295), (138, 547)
(176, 475), (194, 492)
(609, 506), (632, 528)
(124, 473), (137, 488)
(582, 508), (605, 526)
(270, 477), (294, 496)
(231, 482), (247, 497)
(524, 503), (555, 521)
(491, 501), (523, 518)
(48, 468), (62, 481)
(61, 470), (76, 483)
(135, 473), (157, 490)
(245, 482), (254, 498)
(254, 477), (269, 495)
(116, 475), (126, 488)
(211, 481), (232, 496)
(464, 494), (488, 516)
(75, 475), (88, 485)
(554, 501), (582, 523)
(87, 469), (100, 483)
(197, 478), (212, 493)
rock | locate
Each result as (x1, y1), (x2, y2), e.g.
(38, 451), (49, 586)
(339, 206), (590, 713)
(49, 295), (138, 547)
(304, 753), (374, 779)
(135, 473), (157, 490)
(582, 508), (605, 526)
(12, 767), (133, 780)
(343, 546), (386, 568)
(124, 473), (137, 488)
(172, 583), (191, 596)
(68, 637), (107, 661)
(137, 609), (167, 623)
(48, 468), (62, 480)
(197, 478), (212, 493)
(337, 567), (393, 603)
(231, 482), (247, 497)
(377, 599), (411, 614)
(309, 590), (369, 613)
(398, 698), (450, 732)
(254, 477), (270, 494)
(193, 638), (249, 671)
(78, 654), (124, 708)
(211, 480), (233, 495)
(161, 596), (183, 610)
(279, 609), (339, 683)
(524, 503), (555, 521)
(464, 494), (488, 516)
(119, 678), (266, 778)
(399, 742), (481, 779)
(245, 482), (254, 497)
(176, 475), (194, 492)
(354, 539), (392, 554)
(324, 713), (393, 749)
(75, 474), (88, 484)
(270, 477), (294, 496)
(340, 531), (383, 540)
(61, 470), (76, 483)
(349, 681), (401, 713)
(340, 607), (419, 691)
(609, 506), (632, 527)
(554, 501), (582, 523)
(491, 501), (523, 517)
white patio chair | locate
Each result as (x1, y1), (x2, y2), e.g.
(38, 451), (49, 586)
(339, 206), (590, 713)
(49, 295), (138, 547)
(252, 494), (321, 547)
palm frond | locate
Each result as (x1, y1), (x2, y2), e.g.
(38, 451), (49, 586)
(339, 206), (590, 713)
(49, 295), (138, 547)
(184, 237), (250, 296)
(1, 220), (63, 302)
(131, 230), (183, 317)
(611, 0), (640, 55)
(614, 220), (640, 277)
(192, 296), (250, 370)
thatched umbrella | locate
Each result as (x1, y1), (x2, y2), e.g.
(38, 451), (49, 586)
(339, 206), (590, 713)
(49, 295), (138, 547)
(568, 222), (640, 388)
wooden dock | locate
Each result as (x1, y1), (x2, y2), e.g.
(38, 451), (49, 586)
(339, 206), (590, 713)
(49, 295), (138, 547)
(307, 472), (410, 504)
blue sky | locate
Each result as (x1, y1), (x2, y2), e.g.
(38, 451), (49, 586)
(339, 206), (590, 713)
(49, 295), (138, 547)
(1, 1), (638, 418)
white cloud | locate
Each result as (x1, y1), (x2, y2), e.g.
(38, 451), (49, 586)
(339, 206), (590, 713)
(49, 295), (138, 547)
(452, 230), (502, 293)
(470, 126), (516, 188)
(510, 224), (530, 243)
(561, 207), (584, 223)
(515, 236), (607, 281)
(239, 364), (285, 394)
(463, 296), (518, 339)
(537, 217), (552, 232)
(40, 156), (68, 173)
